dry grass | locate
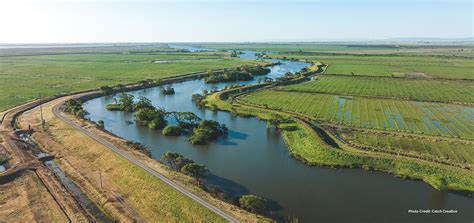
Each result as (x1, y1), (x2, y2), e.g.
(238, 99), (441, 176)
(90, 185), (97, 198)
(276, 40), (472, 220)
(0, 171), (67, 222)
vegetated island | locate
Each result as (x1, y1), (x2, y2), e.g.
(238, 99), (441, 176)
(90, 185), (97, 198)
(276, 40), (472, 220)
(160, 86), (175, 95)
(205, 65), (271, 83)
(104, 94), (227, 145)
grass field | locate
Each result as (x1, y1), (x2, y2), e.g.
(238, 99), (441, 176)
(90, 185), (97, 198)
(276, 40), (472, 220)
(204, 43), (474, 79)
(200, 43), (474, 57)
(269, 53), (474, 79)
(282, 75), (474, 103)
(240, 91), (474, 139)
(0, 50), (262, 111)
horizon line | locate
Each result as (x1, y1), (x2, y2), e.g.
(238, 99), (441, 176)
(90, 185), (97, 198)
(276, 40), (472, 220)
(1, 37), (474, 46)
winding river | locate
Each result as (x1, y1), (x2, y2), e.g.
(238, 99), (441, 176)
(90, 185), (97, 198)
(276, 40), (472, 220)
(83, 45), (473, 222)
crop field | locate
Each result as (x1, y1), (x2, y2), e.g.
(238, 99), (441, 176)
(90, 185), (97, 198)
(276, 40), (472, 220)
(269, 53), (474, 79)
(340, 130), (473, 165)
(282, 75), (474, 103)
(240, 91), (474, 139)
(279, 119), (474, 191)
(200, 43), (474, 57)
(0, 50), (262, 111)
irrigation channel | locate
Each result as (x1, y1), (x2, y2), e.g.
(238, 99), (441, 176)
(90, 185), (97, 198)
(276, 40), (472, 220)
(19, 131), (111, 222)
(83, 45), (474, 222)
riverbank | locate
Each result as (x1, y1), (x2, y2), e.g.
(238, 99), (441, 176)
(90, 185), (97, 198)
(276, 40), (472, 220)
(18, 89), (271, 222)
(202, 87), (474, 194)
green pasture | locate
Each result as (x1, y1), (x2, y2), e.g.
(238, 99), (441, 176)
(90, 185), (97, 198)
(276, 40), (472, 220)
(270, 53), (474, 79)
(200, 43), (474, 57)
(282, 75), (474, 103)
(0, 51), (262, 111)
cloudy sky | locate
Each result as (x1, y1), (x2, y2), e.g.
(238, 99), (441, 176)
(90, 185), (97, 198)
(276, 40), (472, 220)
(0, 0), (472, 43)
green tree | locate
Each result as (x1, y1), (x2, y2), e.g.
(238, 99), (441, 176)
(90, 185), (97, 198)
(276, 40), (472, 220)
(170, 112), (201, 130)
(118, 93), (135, 112)
(188, 120), (228, 145)
(162, 125), (183, 136)
(159, 152), (194, 171)
(238, 195), (268, 214)
(160, 86), (175, 95)
(181, 163), (208, 182)
(161, 152), (181, 170)
(134, 96), (154, 110)
(148, 117), (167, 129)
(134, 107), (167, 129)
(100, 85), (114, 95)
(64, 99), (87, 118)
(97, 120), (105, 129)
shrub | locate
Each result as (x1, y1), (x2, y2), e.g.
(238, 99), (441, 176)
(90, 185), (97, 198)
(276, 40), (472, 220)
(105, 103), (121, 110)
(162, 125), (183, 136)
(160, 86), (175, 95)
(64, 99), (88, 118)
(181, 163), (208, 180)
(238, 195), (268, 214)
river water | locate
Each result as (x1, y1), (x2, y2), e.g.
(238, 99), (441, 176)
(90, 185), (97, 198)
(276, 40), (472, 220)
(83, 45), (473, 222)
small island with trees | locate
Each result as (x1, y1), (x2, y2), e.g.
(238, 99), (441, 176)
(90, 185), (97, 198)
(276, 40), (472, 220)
(205, 65), (271, 83)
(160, 86), (175, 95)
(105, 94), (227, 145)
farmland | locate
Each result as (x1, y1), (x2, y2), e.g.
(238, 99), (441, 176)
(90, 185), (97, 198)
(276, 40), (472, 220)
(240, 91), (474, 139)
(340, 129), (473, 166)
(202, 94), (474, 191)
(282, 75), (474, 103)
(200, 43), (474, 57)
(280, 120), (473, 191)
(202, 43), (474, 79)
(0, 48), (263, 111)
(270, 53), (474, 79)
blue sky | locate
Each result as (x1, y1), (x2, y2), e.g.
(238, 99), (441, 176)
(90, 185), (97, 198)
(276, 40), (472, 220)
(0, 0), (472, 43)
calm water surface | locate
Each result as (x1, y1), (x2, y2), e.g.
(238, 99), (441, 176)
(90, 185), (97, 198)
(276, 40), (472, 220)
(84, 46), (473, 222)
